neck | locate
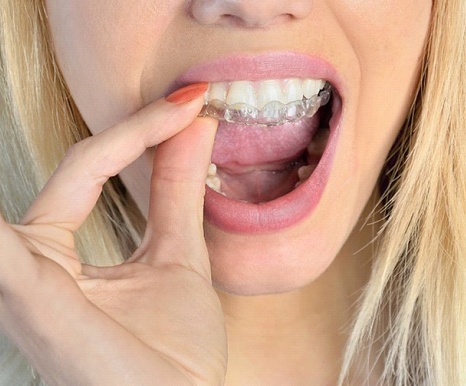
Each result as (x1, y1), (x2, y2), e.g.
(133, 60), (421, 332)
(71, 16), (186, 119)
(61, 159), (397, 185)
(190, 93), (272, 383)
(218, 197), (382, 385)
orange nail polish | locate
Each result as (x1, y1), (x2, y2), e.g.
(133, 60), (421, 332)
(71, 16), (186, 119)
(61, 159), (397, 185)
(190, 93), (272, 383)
(165, 82), (209, 105)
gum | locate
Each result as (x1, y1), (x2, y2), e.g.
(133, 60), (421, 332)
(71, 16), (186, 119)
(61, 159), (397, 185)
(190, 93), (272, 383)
(199, 85), (332, 126)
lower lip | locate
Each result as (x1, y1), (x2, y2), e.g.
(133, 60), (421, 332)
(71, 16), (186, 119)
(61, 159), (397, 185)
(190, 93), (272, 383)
(204, 97), (342, 233)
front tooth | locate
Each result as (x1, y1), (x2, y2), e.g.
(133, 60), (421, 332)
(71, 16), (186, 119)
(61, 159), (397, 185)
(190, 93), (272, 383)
(207, 163), (217, 176)
(283, 78), (303, 104)
(226, 81), (256, 108)
(206, 175), (221, 192)
(257, 80), (286, 110)
(303, 79), (322, 99)
(316, 79), (326, 91)
(208, 83), (228, 103)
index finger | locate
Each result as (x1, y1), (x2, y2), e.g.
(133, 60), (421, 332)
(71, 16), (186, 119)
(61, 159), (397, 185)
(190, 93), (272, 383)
(22, 84), (208, 231)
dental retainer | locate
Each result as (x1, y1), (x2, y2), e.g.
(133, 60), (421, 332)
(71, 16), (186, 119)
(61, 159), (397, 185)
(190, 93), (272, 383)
(199, 82), (332, 126)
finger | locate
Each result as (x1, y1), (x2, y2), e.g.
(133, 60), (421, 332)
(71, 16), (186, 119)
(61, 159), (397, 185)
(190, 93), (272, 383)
(139, 117), (218, 274)
(0, 215), (30, 294)
(0, 215), (53, 296)
(22, 83), (208, 232)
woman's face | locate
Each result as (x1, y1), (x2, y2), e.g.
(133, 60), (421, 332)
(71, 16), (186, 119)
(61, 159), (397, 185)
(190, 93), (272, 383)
(45, 0), (431, 295)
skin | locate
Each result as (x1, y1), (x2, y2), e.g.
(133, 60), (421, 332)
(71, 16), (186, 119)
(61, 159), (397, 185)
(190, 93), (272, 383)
(44, 0), (432, 293)
(0, 0), (431, 384)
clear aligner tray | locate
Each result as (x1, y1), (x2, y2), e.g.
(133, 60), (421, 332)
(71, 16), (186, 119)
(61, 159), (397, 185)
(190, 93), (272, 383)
(199, 83), (332, 126)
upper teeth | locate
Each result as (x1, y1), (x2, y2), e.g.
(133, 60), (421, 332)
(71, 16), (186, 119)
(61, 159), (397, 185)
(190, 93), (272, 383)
(206, 78), (326, 110)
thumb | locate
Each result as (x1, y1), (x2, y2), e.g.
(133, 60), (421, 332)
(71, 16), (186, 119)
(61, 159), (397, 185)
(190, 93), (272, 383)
(140, 117), (218, 273)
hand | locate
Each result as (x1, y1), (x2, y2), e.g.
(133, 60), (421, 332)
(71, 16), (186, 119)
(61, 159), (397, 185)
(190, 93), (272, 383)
(0, 92), (227, 385)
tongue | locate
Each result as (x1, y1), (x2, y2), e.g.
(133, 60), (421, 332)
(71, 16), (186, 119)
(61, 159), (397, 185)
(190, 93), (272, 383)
(211, 114), (321, 203)
(211, 113), (321, 167)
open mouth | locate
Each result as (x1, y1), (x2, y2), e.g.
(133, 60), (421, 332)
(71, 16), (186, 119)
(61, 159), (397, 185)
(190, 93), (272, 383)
(200, 77), (336, 205)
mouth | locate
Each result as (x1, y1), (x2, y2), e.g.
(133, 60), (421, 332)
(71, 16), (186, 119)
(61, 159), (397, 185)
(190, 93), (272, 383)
(201, 77), (334, 204)
(175, 52), (343, 233)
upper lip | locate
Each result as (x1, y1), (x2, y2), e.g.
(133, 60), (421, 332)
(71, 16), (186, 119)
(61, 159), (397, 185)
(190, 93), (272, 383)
(170, 51), (344, 97)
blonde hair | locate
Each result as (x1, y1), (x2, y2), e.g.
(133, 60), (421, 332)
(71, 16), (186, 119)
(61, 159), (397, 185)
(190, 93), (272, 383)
(0, 1), (144, 258)
(0, 2), (143, 383)
(0, 0), (465, 385)
(342, 0), (466, 384)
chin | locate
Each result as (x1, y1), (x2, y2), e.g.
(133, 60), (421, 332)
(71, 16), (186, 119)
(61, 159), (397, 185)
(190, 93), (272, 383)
(204, 199), (360, 296)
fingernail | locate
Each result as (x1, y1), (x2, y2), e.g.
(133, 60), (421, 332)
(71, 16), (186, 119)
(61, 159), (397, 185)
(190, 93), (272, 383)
(165, 82), (209, 105)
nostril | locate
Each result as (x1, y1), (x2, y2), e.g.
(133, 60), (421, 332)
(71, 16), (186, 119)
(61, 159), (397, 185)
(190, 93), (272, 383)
(217, 14), (248, 28)
(216, 13), (294, 28)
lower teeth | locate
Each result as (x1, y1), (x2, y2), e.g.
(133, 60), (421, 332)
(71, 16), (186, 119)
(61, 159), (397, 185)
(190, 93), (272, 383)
(206, 163), (222, 193)
(199, 84), (332, 127)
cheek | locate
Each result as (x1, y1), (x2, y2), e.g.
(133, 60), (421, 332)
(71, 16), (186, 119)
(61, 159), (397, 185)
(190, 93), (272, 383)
(45, 0), (178, 132)
(334, 0), (432, 54)
(332, 0), (432, 94)
(338, 0), (431, 189)
(353, 0), (432, 96)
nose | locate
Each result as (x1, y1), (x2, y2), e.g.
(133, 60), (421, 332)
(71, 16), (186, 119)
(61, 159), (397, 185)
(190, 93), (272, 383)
(189, 0), (313, 28)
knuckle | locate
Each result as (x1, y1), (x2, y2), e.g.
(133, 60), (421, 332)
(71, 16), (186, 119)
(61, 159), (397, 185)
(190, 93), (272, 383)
(153, 165), (202, 184)
(61, 138), (109, 184)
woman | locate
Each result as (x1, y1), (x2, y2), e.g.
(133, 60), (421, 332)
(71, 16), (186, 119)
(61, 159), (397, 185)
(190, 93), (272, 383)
(0, 0), (464, 384)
